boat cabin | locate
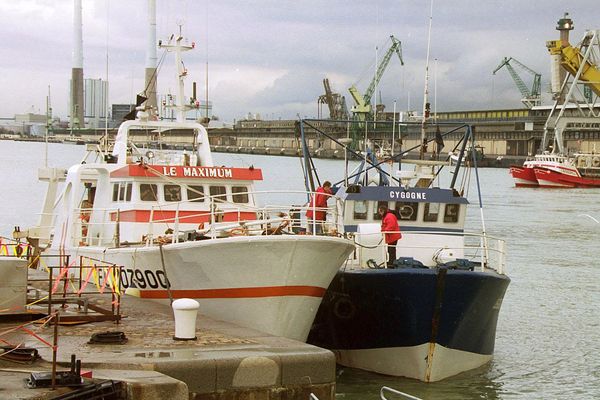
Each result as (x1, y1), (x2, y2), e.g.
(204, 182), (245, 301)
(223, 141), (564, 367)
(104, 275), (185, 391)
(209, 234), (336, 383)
(336, 185), (469, 268)
(51, 120), (265, 248)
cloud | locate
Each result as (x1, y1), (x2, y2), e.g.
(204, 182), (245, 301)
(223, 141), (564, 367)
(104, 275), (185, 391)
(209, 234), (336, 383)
(0, 0), (598, 122)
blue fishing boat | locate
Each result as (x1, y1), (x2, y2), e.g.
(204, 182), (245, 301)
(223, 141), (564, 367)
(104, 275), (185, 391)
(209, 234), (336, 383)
(301, 118), (510, 382)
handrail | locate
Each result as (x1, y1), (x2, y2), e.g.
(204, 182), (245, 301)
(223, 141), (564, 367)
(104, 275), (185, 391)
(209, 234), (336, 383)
(380, 386), (423, 400)
(356, 230), (506, 274)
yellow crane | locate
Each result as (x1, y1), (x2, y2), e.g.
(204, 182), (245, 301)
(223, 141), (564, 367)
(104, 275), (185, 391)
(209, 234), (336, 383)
(541, 13), (600, 154)
(546, 13), (600, 97)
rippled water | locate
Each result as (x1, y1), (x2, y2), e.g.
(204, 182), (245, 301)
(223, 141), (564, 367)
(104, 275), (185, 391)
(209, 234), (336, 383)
(1, 141), (600, 399)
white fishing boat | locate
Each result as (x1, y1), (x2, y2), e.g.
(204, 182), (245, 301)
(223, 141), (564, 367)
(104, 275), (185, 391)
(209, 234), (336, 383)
(14, 34), (354, 342)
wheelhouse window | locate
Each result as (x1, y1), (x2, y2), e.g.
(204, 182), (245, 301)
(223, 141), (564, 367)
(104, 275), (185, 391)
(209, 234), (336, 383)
(373, 201), (388, 220)
(232, 186), (249, 203)
(164, 185), (182, 202)
(395, 201), (419, 221)
(140, 184), (158, 201)
(209, 185), (227, 202)
(423, 203), (440, 222)
(112, 182), (132, 202)
(444, 203), (460, 223)
(187, 185), (205, 202)
(353, 200), (368, 220)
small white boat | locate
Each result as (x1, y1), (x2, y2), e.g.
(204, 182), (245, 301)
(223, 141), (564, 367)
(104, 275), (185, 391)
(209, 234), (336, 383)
(15, 34), (354, 342)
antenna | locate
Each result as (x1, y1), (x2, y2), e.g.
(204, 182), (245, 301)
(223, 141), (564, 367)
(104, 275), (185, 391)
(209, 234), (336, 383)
(104, 0), (110, 149)
(420, 0), (434, 160)
(45, 85), (52, 167)
(205, 2), (210, 123)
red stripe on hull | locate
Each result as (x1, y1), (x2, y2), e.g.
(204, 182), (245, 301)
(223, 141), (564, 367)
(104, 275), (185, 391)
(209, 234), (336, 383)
(514, 183), (539, 188)
(138, 285), (327, 299)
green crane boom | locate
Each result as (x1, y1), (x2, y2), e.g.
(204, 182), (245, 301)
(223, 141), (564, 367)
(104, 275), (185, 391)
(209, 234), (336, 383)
(349, 35), (404, 120)
(493, 57), (542, 108)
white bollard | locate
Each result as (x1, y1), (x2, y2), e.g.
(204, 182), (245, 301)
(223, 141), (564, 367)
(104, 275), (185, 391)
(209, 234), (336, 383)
(172, 298), (199, 340)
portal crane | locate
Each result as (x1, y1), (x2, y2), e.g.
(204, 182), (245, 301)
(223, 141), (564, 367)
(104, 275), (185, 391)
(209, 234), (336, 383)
(541, 14), (600, 155)
(493, 57), (542, 108)
(318, 78), (348, 120)
(547, 33), (600, 97)
(349, 35), (404, 121)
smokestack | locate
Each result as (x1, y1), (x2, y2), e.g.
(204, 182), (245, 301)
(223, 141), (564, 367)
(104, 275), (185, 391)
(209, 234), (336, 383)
(71, 0), (84, 129)
(145, 0), (158, 116)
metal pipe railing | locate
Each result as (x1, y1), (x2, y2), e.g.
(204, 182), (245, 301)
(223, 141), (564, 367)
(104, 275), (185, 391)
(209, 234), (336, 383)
(380, 386), (423, 400)
(357, 230), (506, 273)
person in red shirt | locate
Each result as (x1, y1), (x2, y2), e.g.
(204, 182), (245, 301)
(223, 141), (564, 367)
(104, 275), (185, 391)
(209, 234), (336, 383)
(306, 181), (332, 234)
(378, 204), (402, 267)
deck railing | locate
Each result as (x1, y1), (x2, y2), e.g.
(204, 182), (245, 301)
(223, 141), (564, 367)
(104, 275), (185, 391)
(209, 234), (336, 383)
(76, 189), (343, 247)
(355, 230), (506, 274)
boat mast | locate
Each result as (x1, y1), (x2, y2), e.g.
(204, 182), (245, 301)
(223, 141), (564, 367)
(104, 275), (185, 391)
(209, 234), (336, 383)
(159, 25), (195, 123)
(45, 85), (52, 167)
(420, 0), (434, 160)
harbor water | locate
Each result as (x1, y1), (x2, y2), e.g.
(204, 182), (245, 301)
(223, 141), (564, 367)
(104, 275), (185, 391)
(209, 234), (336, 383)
(1, 140), (600, 399)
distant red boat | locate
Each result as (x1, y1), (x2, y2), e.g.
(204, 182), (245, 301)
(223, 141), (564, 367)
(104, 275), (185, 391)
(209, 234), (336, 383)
(509, 165), (538, 187)
(510, 153), (600, 188)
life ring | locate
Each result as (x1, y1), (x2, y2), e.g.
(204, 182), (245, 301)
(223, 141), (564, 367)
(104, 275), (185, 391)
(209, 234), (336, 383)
(592, 157), (600, 168)
(399, 205), (413, 219)
(332, 296), (356, 320)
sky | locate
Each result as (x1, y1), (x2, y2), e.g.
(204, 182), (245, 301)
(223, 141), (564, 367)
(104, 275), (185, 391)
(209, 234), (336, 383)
(1, 0), (598, 125)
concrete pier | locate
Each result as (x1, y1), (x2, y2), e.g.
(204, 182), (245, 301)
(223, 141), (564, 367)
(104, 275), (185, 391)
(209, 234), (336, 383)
(0, 296), (336, 399)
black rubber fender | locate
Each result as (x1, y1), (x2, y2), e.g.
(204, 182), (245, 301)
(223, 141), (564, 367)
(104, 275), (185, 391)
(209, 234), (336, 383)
(332, 296), (356, 320)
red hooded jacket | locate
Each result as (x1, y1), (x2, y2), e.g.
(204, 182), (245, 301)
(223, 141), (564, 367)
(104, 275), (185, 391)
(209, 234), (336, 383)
(381, 211), (402, 243)
(306, 186), (331, 221)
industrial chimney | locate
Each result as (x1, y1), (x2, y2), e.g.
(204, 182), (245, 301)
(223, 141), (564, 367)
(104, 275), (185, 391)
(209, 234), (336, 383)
(71, 0), (84, 129)
(144, 0), (158, 117)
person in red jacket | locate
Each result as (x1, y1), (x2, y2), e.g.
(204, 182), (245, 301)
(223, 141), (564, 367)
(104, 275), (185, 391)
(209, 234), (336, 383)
(378, 204), (402, 267)
(306, 181), (332, 234)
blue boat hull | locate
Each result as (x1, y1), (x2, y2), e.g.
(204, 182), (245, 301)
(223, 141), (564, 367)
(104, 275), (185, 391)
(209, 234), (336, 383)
(307, 267), (510, 381)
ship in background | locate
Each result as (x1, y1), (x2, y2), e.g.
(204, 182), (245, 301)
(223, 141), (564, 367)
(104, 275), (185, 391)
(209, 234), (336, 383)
(510, 13), (600, 188)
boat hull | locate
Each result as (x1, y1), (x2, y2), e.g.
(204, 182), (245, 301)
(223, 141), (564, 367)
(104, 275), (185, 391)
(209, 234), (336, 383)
(534, 167), (600, 188)
(307, 267), (510, 382)
(509, 165), (538, 187)
(54, 235), (355, 342)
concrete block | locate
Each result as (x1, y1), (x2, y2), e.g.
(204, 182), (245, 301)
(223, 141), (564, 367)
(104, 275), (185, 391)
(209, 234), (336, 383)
(154, 358), (217, 394)
(216, 356), (281, 390)
(93, 369), (188, 400)
(280, 349), (336, 385)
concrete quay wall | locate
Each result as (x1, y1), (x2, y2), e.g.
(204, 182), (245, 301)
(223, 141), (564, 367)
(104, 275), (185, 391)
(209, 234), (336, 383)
(0, 296), (336, 400)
